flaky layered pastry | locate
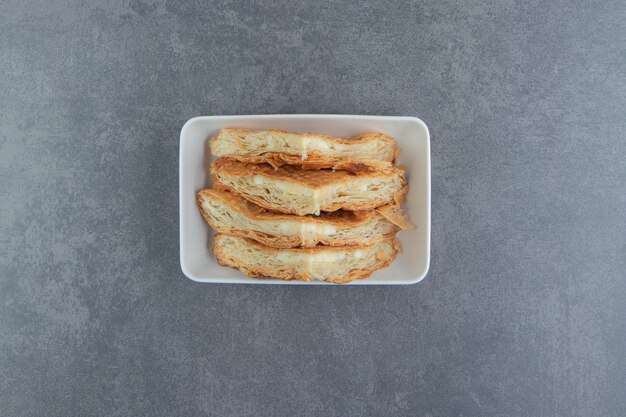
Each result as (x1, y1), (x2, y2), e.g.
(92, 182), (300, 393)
(213, 234), (401, 284)
(197, 189), (412, 248)
(209, 128), (398, 171)
(210, 158), (408, 216)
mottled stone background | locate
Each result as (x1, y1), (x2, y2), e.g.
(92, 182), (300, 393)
(0, 0), (625, 416)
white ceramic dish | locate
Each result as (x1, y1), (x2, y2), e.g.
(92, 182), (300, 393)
(179, 115), (430, 285)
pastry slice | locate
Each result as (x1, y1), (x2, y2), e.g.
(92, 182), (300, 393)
(210, 158), (408, 216)
(197, 189), (412, 248)
(213, 234), (400, 284)
(209, 128), (398, 171)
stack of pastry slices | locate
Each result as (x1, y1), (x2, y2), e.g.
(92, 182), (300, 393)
(197, 128), (413, 284)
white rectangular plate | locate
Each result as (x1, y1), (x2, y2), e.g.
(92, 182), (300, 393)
(180, 115), (430, 285)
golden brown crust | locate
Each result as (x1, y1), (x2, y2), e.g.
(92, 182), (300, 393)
(306, 199), (396, 214)
(209, 129), (398, 171)
(210, 158), (407, 215)
(211, 227), (303, 249)
(197, 189), (402, 248)
(392, 185), (408, 206)
(213, 234), (400, 284)
(374, 204), (415, 230)
(211, 158), (404, 188)
(221, 153), (393, 172)
(210, 128), (397, 148)
(211, 180), (406, 215)
(198, 188), (382, 224)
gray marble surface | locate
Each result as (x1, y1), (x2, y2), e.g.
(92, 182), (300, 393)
(1, 1), (625, 416)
